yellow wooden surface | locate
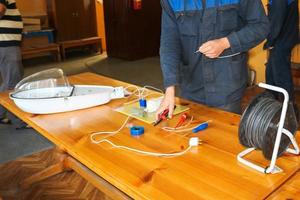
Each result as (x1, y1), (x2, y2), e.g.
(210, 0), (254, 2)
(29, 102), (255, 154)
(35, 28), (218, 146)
(1, 72), (300, 200)
(267, 170), (300, 199)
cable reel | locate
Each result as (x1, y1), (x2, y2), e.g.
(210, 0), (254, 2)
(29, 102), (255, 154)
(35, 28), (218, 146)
(239, 91), (298, 160)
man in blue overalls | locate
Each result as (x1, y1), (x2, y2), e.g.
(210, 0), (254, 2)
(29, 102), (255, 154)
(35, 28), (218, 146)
(264, 0), (299, 102)
(157, 0), (269, 116)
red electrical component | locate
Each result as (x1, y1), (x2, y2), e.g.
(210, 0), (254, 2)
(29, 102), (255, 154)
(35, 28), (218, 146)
(175, 113), (188, 128)
(153, 108), (169, 126)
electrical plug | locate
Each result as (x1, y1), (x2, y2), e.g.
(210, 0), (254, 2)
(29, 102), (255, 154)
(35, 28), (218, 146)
(189, 137), (199, 147)
(111, 87), (125, 99)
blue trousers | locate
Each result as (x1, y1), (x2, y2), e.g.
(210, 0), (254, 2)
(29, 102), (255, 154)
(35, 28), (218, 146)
(266, 46), (294, 101)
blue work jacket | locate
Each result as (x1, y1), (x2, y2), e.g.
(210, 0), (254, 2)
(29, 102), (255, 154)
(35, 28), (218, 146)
(160, 0), (269, 107)
(265, 0), (299, 49)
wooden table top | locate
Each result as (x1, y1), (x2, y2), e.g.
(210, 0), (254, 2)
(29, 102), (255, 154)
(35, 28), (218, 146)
(266, 170), (300, 199)
(1, 72), (300, 200)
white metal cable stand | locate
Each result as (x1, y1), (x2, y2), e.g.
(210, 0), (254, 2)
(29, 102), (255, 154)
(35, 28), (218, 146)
(237, 83), (300, 174)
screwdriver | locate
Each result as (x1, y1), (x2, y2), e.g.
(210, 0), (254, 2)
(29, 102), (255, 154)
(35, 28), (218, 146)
(175, 113), (188, 128)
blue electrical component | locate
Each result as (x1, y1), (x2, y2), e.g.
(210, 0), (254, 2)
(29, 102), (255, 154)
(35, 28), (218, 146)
(139, 99), (147, 108)
(192, 122), (209, 133)
(130, 126), (145, 136)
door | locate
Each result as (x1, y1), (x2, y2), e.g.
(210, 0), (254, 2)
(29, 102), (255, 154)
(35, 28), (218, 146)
(103, 0), (130, 58)
(55, 0), (81, 41)
(77, 0), (97, 39)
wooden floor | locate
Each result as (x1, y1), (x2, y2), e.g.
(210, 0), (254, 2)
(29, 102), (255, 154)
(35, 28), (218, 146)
(0, 149), (111, 200)
(0, 86), (300, 200)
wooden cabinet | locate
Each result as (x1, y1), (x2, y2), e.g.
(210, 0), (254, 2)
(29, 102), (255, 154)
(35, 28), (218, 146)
(46, 0), (97, 42)
(103, 0), (161, 60)
(46, 0), (101, 59)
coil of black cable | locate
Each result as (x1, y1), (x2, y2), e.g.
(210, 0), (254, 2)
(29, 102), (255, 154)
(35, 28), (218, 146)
(239, 91), (298, 160)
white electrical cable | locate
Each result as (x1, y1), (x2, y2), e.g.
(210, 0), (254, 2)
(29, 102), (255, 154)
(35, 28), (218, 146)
(123, 85), (164, 106)
(124, 86), (141, 98)
(124, 92), (162, 106)
(162, 116), (194, 132)
(90, 116), (131, 144)
(98, 139), (193, 157)
(90, 116), (198, 157)
(144, 85), (164, 93)
(162, 120), (212, 133)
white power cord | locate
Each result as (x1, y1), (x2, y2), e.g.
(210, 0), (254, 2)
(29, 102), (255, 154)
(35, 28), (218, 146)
(97, 138), (198, 157)
(162, 120), (212, 133)
(90, 116), (131, 144)
(123, 85), (164, 105)
(90, 117), (199, 157)
(124, 86), (141, 98)
(162, 116), (194, 132)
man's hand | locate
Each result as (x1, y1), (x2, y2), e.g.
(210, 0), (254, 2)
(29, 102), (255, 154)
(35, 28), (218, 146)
(155, 86), (175, 120)
(0, 3), (6, 18)
(199, 37), (230, 58)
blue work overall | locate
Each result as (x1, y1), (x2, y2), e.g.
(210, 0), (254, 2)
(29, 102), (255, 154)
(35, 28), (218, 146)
(160, 0), (269, 113)
(265, 0), (299, 101)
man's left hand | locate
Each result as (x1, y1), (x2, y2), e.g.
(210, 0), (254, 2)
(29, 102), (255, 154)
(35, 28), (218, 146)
(198, 37), (230, 58)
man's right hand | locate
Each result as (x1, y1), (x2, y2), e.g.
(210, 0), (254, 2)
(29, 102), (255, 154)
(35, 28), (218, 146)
(155, 86), (175, 120)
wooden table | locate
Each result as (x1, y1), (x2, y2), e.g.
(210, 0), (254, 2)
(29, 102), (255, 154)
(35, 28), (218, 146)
(1, 72), (300, 200)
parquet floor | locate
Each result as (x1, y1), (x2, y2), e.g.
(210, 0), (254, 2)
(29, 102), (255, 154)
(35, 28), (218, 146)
(0, 149), (110, 200)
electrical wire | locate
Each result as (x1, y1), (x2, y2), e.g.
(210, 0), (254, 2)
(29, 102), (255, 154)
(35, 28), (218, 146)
(239, 96), (285, 160)
(91, 84), (197, 157)
(90, 116), (196, 157)
(124, 92), (163, 105)
(124, 86), (141, 98)
(90, 116), (131, 144)
(217, 52), (241, 59)
(162, 120), (212, 133)
(123, 85), (164, 106)
(194, 50), (241, 59)
(142, 85), (164, 96)
(97, 139), (192, 157)
(162, 116), (194, 132)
